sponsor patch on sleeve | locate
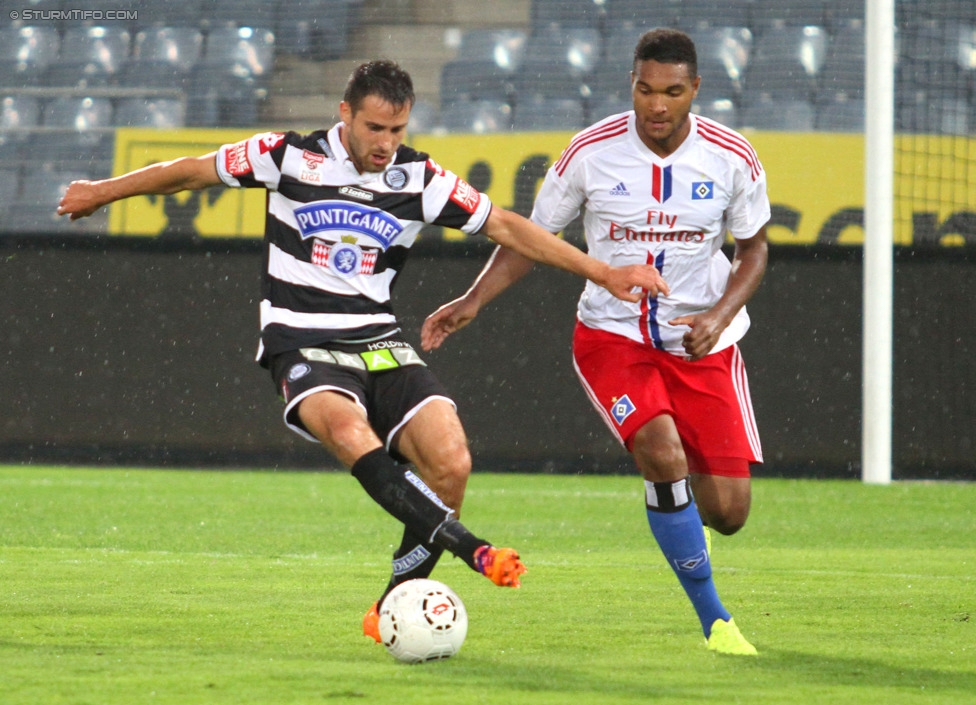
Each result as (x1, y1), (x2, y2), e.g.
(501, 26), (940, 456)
(224, 140), (252, 177)
(449, 177), (481, 214)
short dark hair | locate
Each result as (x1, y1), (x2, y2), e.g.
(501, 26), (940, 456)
(633, 28), (698, 77)
(343, 60), (415, 113)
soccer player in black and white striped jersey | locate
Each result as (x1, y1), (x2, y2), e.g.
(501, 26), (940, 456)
(58, 60), (668, 643)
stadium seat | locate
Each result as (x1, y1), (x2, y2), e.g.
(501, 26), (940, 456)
(521, 26), (600, 77)
(897, 90), (970, 135)
(130, 1), (206, 29)
(603, 25), (645, 74)
(693, 98), (739, 128)
(114, 98), (185, 128)
(203, 0), (277, 31)
(276, 0), (358, 60)
(738, 93), (815, 131)
(203, 24), (275, 80)
(455, 29), (528, 72)
(816, 18), (866, 100)
(741, 22), (828, 100)
(42, 96), (115, 163)
(47, 25), (132, 87)
(117, 26), (203, 90)
(899, 18), (976, 78)
(0, 167), (20, 214)
(896, 59), (969, 105)
(512, 96), (585, 132)
(0, 24), (60, 85)
(0, 94), (40, 161)
(689, 25), (753, 100)
(185, 25), (274, 127)
(440, 60), (517, 107)
(957, 25), (976, 71)
(588, 94), (634, 123)
(748, 0), (826, 32)
(530, 0), (606, 31)
(5, 165), (100, 234)
(440, 99), (513, 134)
(604, 0), (681, 31)
(670, 0), (752, 32)
(513, 60), (594, 104)
(896, 0), (976, 26)
(814, 93), (864, 132)
(130, 25), (203, 72)
(823, 0), (864, 31)
(1, 94), (41, 132)
(588, 60), (632, 109)
(511, 27), (600, 108)
(406, 100), (438, 135)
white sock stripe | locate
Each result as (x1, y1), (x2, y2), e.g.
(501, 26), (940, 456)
(644, 480), (658, 507)
(673, 478), (690, 506)
(644, 478), (691, 509)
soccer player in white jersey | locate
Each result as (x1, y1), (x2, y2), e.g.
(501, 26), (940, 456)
(57, 61), (668, 644)
(422, 29), (768, 655)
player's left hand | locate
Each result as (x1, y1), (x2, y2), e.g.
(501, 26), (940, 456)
(421, 296), (480, 351)
(605, 264), (670, 303)
(669, 311), (725, 361)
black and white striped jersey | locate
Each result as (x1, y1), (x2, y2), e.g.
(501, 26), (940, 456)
(215, 124), (493, 365)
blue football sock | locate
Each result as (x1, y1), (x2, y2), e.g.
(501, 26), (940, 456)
(644, 478), (731, 637)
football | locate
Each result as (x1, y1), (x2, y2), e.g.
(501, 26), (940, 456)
(378, 579), (468, 663)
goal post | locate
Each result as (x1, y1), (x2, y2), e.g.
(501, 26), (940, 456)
(862, 0), (895, 485)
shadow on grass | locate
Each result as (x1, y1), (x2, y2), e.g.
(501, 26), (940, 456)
(756, 647), (976, 694)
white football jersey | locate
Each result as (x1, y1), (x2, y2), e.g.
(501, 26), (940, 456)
(531, 111), (770, 357)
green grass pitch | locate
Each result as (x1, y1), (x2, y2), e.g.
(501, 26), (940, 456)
(1, 466), (973, 704)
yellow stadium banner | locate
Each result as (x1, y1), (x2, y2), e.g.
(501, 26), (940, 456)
(109, 127), (266, 238)
(110, 127), (976, 247)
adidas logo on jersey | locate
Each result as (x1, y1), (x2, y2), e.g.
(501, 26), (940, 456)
(609, 182), (630, 196)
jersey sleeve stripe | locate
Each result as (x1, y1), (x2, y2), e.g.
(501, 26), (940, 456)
(695, 120), (762, 180)
(554, 115), (630, 176)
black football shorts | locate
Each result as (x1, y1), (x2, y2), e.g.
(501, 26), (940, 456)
(270, 339), (454, 459)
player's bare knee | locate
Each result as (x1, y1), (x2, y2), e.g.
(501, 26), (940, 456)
(633, 438), (687, 482)
(706, 507), (748, 536)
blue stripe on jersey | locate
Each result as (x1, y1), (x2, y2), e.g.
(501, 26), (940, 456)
(648, 251), (666, 349)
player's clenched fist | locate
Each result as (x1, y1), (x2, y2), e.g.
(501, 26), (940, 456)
(57, 180), (105, 220)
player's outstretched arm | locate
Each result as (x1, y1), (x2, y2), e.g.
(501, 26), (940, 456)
(480, 207), (669, 303)
(422, 244), (534, 351)
(423, 207), (671, 351)
(57, 153), (222, 220)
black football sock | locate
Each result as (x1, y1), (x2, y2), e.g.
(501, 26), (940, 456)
(381, 528), (446, 600)
(351, 448), (487, 570)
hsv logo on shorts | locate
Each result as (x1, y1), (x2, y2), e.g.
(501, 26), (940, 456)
(610, 394), (636, 425)
(449, 177), (481, 213)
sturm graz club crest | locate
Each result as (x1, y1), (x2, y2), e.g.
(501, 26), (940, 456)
(383, 167), (408, 191)
(329, 239), (364, 278)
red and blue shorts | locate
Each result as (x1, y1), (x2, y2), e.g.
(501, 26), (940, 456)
(572, 321), (762, 478)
